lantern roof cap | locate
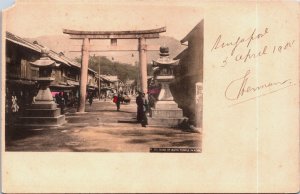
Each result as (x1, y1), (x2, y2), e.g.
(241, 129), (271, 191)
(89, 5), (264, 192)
(30, 47), (56, 67)
(153, 57), (179, 65)
(153, 46), (179, 65)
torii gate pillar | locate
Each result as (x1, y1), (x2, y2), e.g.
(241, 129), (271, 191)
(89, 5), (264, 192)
(139, 37), (147, 94)
(78, 38), (90, 112)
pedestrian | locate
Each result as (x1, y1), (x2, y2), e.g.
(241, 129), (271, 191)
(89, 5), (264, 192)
(63, 92), (69, 106)
(141, 93), (149, 127)
(59, 92), (65, 114)
(116, 93), (122, 111)
(136, 92), (143, 122)
(88, 93), (93, 106)
(113, 94), (117, 103)
(55, 93), (60, 104)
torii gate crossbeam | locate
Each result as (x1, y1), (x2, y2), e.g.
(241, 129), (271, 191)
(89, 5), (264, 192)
(63, 27), (166, 113)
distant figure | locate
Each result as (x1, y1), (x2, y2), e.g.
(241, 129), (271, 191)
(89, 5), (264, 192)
(113, 94), (118, 103)
(116, 93), (122, 111)
(88, 93), (93, 106)
(141, 93), (149, 127)
(63, 92), (69, 106)
(136, 92), (143, 122)
(58, 92), (65, 114)
(136, 92), (148, 127)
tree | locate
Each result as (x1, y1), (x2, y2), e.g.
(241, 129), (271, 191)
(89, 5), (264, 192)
(75, 56), (140, 82)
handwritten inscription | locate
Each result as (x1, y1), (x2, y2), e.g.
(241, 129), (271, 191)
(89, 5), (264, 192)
(210, 27), (295, 106)
(211, 28), (295, 67)
(225, 69), (293, 105)
(211, 28), (269, 56)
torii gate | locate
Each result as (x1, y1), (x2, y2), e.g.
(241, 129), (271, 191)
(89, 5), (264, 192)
(63, 27), (166, 112)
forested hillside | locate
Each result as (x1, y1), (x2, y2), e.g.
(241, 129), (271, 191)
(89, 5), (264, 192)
(75, 55), (153, 82)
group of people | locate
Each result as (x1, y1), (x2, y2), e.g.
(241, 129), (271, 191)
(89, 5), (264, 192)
(112, 92), (131, 111)
(9, 89), (150, 127)
(112, 91), (149, 127)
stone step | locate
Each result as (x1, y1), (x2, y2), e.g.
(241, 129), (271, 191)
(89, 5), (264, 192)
(150, 109), (183, 118)
(18, 115), (65, 126)
(24, 108), (61, 117)
(148, 117), (186, 127)
(65, 117), (137, 123)
(30, 103), (58, 109)
(154, 101), (179, 109)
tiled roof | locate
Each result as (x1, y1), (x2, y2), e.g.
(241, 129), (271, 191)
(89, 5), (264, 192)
(6, 31), (96, 73)
(32, 42), (70, 66)
(59, 53), (80, 68)
(6, 32), (40, 53)
(100, 75), (118, 82)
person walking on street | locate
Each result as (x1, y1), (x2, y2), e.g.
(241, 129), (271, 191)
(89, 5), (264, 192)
(136, 92), (148, 127)
(113, 94), (118, 104)
(136, 92), (143, 122)
(116, 93), (122, 111)
(141, 93), (149, 127)
(88, 93), (93, 106)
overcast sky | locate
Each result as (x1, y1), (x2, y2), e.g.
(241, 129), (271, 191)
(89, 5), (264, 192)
(4, 0), (204, 40)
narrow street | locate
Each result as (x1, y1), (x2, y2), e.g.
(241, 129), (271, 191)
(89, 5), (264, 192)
(6, 99), (201, 152)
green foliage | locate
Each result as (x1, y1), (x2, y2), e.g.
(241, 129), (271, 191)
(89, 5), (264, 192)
(75, 56), (153, 82)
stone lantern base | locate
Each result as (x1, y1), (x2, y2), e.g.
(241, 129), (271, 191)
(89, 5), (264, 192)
(18, 79), (65, 128)
(147, 78), (186, 127)
(19, 101), (65, 127)
(148, 101), (186, 127)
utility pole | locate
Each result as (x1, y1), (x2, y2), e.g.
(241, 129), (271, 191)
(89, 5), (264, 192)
(98, 57), (101, 100)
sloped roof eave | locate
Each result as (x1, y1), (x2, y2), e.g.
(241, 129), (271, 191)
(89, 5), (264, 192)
(6, 37), (41, 53)
(174, 48), (188, 60)
(180, 20), (203, 43)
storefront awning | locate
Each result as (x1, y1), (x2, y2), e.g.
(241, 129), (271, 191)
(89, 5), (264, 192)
(67, 80), (79, 86)
(6, 79), (37, 85)
(50, 85), (76, 91)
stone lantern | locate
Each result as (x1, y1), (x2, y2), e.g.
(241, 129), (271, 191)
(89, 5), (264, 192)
(19, 48), (65, 127)
(31, 48), (56, 103)
(148, 46), (185, 127)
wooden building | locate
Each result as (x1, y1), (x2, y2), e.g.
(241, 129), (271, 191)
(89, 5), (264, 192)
(6, 32), (40, 119)
(5, 32), (99, 117)
(98, 75), (119, 98)
(171, 20), (204, 128)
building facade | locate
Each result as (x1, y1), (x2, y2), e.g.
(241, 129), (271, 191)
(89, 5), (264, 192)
(5, 32), (99, 122)
(171, 20), (204, 128)
(6, 32), (40, 125)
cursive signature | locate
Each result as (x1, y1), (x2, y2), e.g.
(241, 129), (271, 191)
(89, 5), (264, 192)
(225, 69), (293, 105)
